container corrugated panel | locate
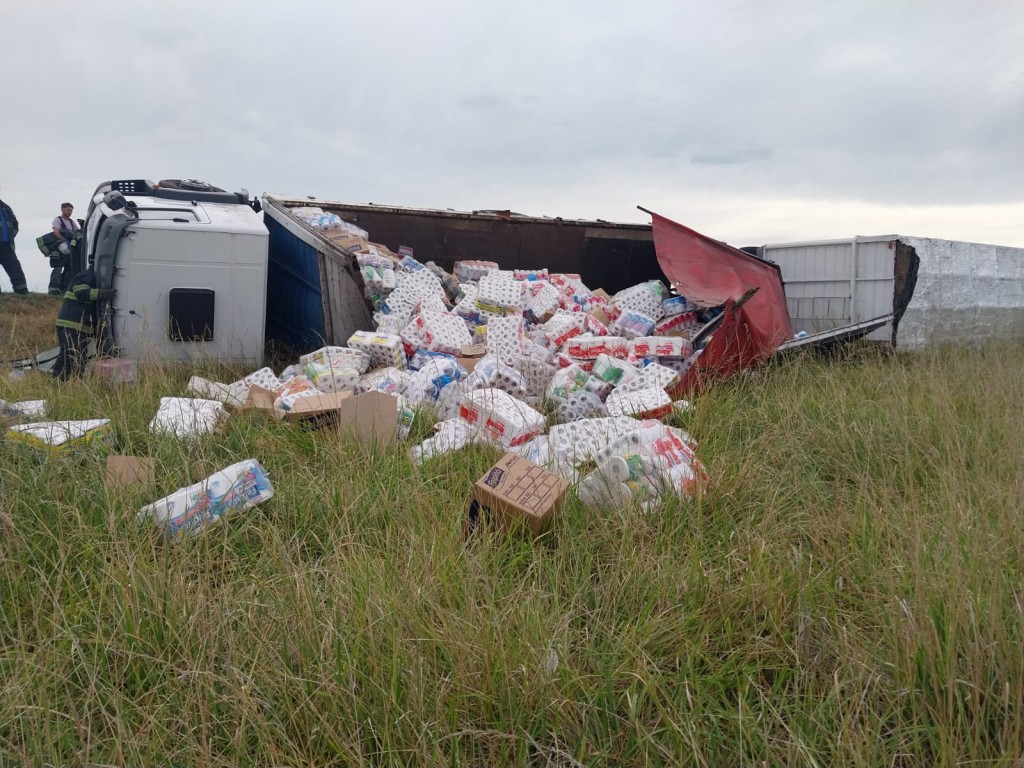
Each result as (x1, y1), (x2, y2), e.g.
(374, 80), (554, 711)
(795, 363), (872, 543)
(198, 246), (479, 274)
(264, 213), (329, 354)
(762, 237), (897, 341)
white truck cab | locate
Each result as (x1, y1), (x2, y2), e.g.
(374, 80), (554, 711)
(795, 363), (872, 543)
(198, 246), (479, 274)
(84, 179), (269, 365)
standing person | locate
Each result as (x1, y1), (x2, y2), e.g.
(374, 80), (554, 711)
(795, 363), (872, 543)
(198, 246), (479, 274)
(52, 267), (116, 380)
(0, 189), (28, 295)
(49, 202), (80, 296)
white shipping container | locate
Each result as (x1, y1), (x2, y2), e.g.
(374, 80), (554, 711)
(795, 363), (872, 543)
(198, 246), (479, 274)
(756, 235), (1024, 348)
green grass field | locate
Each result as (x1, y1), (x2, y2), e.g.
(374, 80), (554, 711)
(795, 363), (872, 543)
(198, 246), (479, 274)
(0, 342), (1021, 766)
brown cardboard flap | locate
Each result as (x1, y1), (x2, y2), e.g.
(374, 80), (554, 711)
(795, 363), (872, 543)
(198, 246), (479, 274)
(466, 453), (569, 538)
(285, 391), (353, 423)
(461, 344), (486, 357)
(106, 456), (156, 493)
(336, 391), (399, 445)
(229, 385), (285, 420)
(588, 307), (612, 327)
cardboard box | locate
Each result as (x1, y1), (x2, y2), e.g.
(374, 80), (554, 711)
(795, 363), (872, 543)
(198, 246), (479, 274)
(230, 385), (285, 420)
(105, 455), (156, 493)
(465, 453), (569, 538)
(458, 343), (487, 374)
(324, 233), (369, 253)
(335, 391), (413, 446)
(588, 306), (612, 328)
(284, 391), (353, 424)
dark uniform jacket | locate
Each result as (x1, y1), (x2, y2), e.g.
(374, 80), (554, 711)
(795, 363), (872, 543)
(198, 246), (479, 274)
(56, 269), (100, 334)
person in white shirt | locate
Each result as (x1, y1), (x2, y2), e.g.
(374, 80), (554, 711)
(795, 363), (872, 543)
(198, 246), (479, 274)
(48, 202), (80, 296)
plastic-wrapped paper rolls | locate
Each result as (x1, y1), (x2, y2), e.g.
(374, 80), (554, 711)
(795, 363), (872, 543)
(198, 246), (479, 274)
(375, 314), (406, 335)
(139, 458), (274, 538)
(546, 364), (590, 401)
(513, 268), (549, 281)
(611, 311), (657, 339)
(618, 362), (680, 394)
(557, 389), (608, 422)
(518, 356), (558, 398)
(453, 260), (498, 283)
(657, 348), (704, 378)
(305, 363), (360, 394)
(149, 397), (227, 438)
(605, 386), (673, 420)
(525, 281), (562, 319)
(564, 335), (629, 360)
(485, 315), (526, 364)
(654, 310), (700, 336)
(273, 376), (322, 411)
(477, 273), (525, 311)
(403, 357), (462, 404)
(413, 310), (472, 356)
(591, 354), (640, 387)
(583, 375), (614, 401)
(613, 281), (668, 320)
(459, 388), (546, 448)
(356, 367), (410, 395)
(188, 376), (250, 407)
(537, 311), (586, 349)
(628, 336), (693, 361)
(464, 354), (528, 397)
(299, 346), (371, 374)
(410, 417), (479, 464)
(546, 416), (646, 479)
(661, 296), (691, 317)
(243, 366), (283, 393)
(347, 331), (407, 370)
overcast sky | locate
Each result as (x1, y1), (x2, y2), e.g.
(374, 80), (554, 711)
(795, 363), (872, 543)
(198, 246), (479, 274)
(2, 1), (1022, 291)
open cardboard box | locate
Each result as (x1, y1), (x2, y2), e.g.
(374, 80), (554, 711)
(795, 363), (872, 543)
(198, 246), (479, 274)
(230, 386), (354, 426)
(457, 344), (487, 374)
(465, 453), (569, 538)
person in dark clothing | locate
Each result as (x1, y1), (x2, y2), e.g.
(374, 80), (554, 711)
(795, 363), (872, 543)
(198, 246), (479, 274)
(52, 268), (116, 380)
(0, 191), (29, 294)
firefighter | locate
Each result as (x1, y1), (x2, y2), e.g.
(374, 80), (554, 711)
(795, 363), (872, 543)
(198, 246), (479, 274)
(52, 268), (116, 380)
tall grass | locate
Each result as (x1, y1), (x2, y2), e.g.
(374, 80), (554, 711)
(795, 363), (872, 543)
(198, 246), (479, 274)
(0, 344), (1022, 766)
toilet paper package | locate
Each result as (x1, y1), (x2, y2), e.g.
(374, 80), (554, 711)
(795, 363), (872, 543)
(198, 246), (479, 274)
(462, 354), (528, 398)
(347, 331), (407, 370)
(605, 387), (673, 420)
(409, 417), (479, 464)
(403, 357), (463, 404)
(273, 376), (323, 411)
(578, 423), (708, 511)
(305, 362), (361, 394)
(564, 335), (628, 360)
(485, 316), (527, 364)
(459, 388), (546, 448)
(591, 354), (640, 387)
(654, 311), (701, 337)
(139, 458), (274, 538)
(546, 364), (590, 402)
(357, 366), (410, 395)
(556, 389), (608, 422)
(243, 367), (283, 393)
(299, 346), (371, 374)
(188, 376), (250, 407)
(149, 397), (228, 438)
(628, 336), (693, 362)
(613, 281), (667, 319)
(536, 312), (586, 350)
(617, 362), (680, 394)
(477, 273), (525, 312)
(526, 281), (562, 320)
(611, 311), (657, 340)
(411, 310), (473, 356)
(453, 260), (498, 283)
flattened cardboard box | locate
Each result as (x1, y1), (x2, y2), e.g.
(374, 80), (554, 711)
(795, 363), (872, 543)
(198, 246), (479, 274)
(335, 391), (409, 446)
(466, 453), (569, 537)
(105, 456), (156, 493)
